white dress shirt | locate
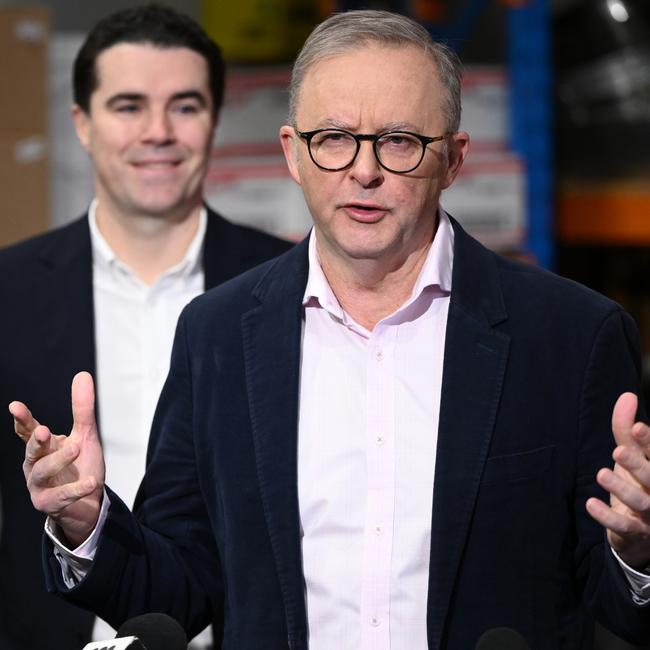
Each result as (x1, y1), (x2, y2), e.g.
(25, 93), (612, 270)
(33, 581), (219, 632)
(298, 211), (453, 650)
(89, 200), (206, 644)
(89, 201), (205, 509)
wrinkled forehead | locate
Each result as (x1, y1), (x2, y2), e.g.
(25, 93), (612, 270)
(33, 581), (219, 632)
(295, 44), (445, 130)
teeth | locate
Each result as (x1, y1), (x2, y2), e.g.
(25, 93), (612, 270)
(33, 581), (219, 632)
(135, 161), (177, 166)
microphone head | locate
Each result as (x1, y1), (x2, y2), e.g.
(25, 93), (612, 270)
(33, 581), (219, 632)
(116, 613), (188, 650)
(475, 627), (530, 650)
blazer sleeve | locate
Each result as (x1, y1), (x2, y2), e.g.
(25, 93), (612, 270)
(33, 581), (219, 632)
(42, 308), (224, 639)
(574, 307), (650, 641)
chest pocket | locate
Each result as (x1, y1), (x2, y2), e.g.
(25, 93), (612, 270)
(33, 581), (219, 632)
(481, 445), (555, 486)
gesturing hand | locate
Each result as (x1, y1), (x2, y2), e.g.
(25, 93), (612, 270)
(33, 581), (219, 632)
(9, 371), (105, 548)
(587, 392), (650, 569)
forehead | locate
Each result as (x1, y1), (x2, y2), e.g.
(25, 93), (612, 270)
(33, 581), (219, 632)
(296, 44), (444, 130)
(93, 43), (210, 98)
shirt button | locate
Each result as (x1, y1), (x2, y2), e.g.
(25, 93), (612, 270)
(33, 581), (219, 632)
(370, 616), (381, 627)
(376, 436), (384, 446)
(374, 525), (382, 536)
(375, 350), (384, 361)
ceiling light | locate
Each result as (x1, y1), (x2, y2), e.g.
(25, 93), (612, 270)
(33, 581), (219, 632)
(606, 0), (630, 22)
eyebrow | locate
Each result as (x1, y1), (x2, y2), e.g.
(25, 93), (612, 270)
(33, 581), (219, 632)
(105, 90), (209, 109)
(315, 118), (420, 133)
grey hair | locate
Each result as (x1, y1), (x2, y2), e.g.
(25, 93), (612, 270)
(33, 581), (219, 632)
(288, 10), (462, 132)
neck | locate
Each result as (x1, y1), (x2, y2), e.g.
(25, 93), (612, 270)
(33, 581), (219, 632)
(94, 201), (202, 285)
(317, 233), (435, 332)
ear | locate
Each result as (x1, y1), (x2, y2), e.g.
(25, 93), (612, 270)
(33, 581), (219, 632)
(441, 130), (469, 189)
(71, 104), (92, 153)
(279, 125), (302, 186)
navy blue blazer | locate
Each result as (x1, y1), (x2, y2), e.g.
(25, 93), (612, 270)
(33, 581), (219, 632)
(0, 208), (292, 650)
(45, 218), (650, 649)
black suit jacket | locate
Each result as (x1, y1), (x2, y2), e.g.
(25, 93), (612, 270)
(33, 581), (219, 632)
(43, 218), (650, 649)
(0, 207), (292, 650)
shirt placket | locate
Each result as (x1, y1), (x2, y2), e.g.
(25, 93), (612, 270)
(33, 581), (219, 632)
(140, 285), (159, 438)
(360, 323), (397, 650)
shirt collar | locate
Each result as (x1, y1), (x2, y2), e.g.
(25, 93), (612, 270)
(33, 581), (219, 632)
(302, 207), (454, 319)
(88, 199), (207, 283)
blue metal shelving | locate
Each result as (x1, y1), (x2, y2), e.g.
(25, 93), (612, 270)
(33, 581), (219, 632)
(337, 0), (554, 269)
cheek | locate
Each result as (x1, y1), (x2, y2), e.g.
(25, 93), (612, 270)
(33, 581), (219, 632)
(90, 127), (131, 164)
(391, 179), (440, 220)
(180, 121), (214, 154)
(301, 179), (338, 226)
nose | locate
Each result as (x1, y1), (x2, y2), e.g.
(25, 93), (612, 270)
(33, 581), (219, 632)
(348, 140), (383, 188)
(141, 108), (174, 145)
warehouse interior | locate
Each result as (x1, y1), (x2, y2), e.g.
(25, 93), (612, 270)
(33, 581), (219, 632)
(0, 1), (649, 648)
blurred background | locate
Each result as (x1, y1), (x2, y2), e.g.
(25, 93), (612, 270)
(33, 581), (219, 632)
(0, 0), (648, 647)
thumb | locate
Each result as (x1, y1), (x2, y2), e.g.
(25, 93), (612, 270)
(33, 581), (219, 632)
(612, 392), (638, 447)
(71, 371), (97, 434)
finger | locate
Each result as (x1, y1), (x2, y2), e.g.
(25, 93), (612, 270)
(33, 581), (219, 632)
(613, 444), (650, 488)
(71, 372), (96, 434)
(597, 467), (650, 518)
(586, 496), (649, 538)
(631, 420), (650, 453)
(612, 392), (638, 447)
(23, 425), (54, 468)
(28, 440), (80, 488)
(31, 476), (98, 515)
(9, 401), (40, 442)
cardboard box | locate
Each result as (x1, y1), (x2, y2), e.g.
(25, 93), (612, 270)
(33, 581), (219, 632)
(0, 7), (49, 131)
(0, 131), (49, 247)
(0, 8), (49, 246)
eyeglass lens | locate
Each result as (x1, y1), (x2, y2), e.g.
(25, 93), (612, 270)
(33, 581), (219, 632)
(309, 130), (424, 172)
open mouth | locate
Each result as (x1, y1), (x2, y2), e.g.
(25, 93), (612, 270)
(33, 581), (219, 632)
(343, 203), (388, 222)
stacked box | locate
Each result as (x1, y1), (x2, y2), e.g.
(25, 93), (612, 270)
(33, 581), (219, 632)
(0, 7), (49, 247)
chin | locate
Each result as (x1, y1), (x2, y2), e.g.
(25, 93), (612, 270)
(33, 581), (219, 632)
(339, 243), (393, 261)
(130, 194), (188, 216)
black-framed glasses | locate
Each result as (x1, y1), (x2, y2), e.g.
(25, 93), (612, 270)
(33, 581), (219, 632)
(297, 127), (452, 174)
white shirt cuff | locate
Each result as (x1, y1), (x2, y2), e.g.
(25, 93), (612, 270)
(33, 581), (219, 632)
(611, 546), (650, 605)
(44, 489), (111, 588)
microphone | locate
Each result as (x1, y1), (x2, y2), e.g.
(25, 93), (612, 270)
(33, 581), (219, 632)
(81, 613), (187, 650)
(116, 613), (187, 650)
(475, 627), (531, 650)
(81, 638), (144, 650)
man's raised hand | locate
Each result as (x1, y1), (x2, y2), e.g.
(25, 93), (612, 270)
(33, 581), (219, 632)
(587, 392), (650, 569)
(9, 371), (105, 547)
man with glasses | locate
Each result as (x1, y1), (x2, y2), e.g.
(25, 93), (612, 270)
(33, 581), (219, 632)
(12, 9), (650, 649)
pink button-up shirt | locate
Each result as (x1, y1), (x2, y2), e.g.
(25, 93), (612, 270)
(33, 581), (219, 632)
(298, 209), (454, 650)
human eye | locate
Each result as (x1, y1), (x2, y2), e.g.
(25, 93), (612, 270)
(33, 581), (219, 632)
(381, 132), (418, 149)
(314, 130), (352, 148)
(113, 102), (140, 114)
(172, 101), (201, 115)
(377, 133), (421, 161)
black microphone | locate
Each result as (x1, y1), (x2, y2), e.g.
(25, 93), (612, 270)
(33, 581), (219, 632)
(117, 613), (188, 650)
(81, 637), (145, 650)
(81, 613), (187, 650)
(475, 627), (531, 650)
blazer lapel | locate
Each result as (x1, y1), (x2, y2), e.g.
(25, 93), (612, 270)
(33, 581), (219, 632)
(37, 217), (96, 429)
(241, 241), (310, 643)
(427, 220), (510, 650)
(39, 218), (94, 358)
(202, 208), (237, 288)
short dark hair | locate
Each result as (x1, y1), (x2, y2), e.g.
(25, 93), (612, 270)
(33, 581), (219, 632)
(73, 4), (225, 114)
